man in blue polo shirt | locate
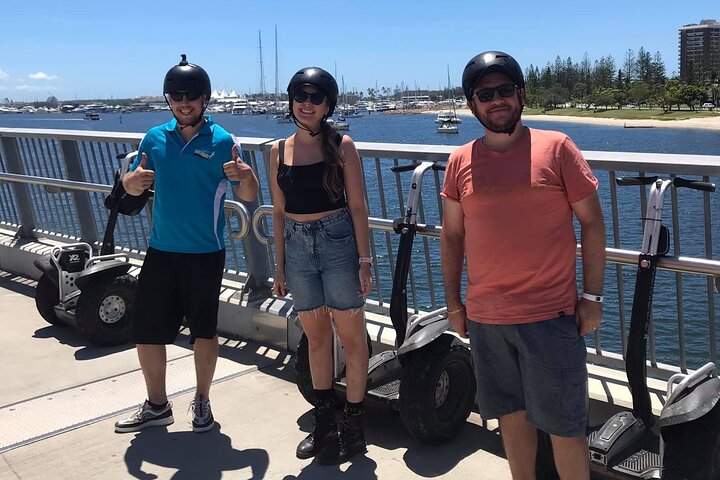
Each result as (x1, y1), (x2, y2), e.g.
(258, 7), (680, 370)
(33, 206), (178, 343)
(114, 55), (259, 434)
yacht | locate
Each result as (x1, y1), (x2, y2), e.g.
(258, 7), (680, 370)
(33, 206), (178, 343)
(437, 121), (458, 134)
(435, 111), (462, 124)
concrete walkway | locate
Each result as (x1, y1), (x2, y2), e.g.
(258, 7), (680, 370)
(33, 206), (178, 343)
(0, 270), (512, 480)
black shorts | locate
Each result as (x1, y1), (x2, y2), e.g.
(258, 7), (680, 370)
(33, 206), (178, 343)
(131, 247), (225, 344)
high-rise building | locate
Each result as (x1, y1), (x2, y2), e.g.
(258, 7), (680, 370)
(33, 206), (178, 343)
(679, 19), (720, 84)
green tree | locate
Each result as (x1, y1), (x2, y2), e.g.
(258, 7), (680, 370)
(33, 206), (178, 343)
(636, 47), (653, 83)
(573, 82), (589, 106)
(627, 82), (651, 108)
(623, 49), (636, 88)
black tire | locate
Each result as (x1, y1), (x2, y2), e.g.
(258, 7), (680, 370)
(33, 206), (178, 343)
(294, 331), (373, 406)
(295, 333), (316, 405)
(399, 339), (476, 444)
(76, 274), (136, 346)
(35, 273), (64, 326)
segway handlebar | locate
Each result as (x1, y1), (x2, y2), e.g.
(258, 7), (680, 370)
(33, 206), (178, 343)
(672, 177), (716, 192)
(390, 162), (446, 174)
(616, 176), (659, 186)
(617, 176), (716, 193)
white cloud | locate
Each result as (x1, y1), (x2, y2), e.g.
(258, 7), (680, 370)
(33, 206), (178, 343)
(0, 69), (8, 80)
(28, 72), (57, 80)
(16, 84), (57, 92)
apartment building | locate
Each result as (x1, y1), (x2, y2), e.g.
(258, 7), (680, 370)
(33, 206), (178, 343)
(679, 19), (720, 84)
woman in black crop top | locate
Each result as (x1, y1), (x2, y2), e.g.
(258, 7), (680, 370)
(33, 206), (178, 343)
(268, 67), (373, 465)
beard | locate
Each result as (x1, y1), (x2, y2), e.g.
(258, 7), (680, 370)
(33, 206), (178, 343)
(174, 109), (204, 128)
(476, 103), (523, 134)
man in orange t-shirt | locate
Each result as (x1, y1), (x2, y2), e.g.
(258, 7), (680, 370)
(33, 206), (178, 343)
(441, 51), (606, 480)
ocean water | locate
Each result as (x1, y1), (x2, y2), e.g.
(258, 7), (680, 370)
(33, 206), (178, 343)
(3, 111), (720, 155)
(1, 112), (719, 367)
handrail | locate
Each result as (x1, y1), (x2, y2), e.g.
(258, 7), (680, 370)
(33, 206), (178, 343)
(225, 200), (250, 240)
(0, 172), (251, 240)
(252, 205), (720, 285)
(251, 205), (442, 246)
(1, 127), (718, 374)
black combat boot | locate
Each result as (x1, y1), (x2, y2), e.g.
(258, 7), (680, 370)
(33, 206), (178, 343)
(316, 402), (367, 465)
(296, 390), (337, 459)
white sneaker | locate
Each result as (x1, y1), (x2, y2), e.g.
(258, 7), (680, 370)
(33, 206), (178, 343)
(189, 397), (215, 433)
(114, 400), (174, 433)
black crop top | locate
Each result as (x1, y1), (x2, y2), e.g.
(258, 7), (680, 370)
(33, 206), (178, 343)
(277, 139), (347, 214)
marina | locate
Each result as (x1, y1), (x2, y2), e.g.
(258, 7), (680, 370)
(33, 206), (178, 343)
(0, 116), (719, 479)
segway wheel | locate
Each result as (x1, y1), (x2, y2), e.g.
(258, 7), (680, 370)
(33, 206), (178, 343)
(294, 331), (374, 406)
(75, 274), (136, 346)
(35, 273), (64, 326)
(295, 333), (316, 405)
(399, 339), (476, 444)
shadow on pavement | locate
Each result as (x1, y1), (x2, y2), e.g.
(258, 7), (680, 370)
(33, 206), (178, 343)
(123, 422), (268, 480)
(292, 400), (505, 478)
(282, 455), (379, 480)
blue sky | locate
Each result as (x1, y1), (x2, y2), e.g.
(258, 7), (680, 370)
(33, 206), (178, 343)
(1, 0), (717, 101)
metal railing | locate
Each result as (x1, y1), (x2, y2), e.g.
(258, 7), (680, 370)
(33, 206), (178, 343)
(1, 127), (719, 378)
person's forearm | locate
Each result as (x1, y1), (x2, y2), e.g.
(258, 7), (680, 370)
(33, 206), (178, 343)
(581, 221), (606, 294)
(272, 211), (286, 269)
(348, 202), (371, 257)
(441, 233), (465, 309)
(232, 174), (259, 202)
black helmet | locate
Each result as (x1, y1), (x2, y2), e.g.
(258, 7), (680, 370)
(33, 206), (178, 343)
(462, 51), (525, 101)
(163, 54), (211, 97)
(287, 67), (339, 117)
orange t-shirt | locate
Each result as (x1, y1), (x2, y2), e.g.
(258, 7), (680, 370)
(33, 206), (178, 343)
(441, 128), (598, 324)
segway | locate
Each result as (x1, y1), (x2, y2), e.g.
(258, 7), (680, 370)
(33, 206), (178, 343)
(33, 152), (144, 346)
(292, 161), (476, 444)
(538, 176), (720, 479)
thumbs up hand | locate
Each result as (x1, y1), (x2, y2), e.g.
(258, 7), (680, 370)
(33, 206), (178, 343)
(122, 153), (155, 196)
(223, 145), (253, 182)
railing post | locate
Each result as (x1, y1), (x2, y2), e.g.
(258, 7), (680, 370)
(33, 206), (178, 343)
(237, 147), (272, 301)
(59, 139), (98, 246)
(0, 136), (37, 238)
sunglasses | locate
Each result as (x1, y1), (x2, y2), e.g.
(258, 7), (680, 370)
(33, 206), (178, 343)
(293, 90), (326, 105)
(167, 91), (203, 102)
(474, 83), (517, 103)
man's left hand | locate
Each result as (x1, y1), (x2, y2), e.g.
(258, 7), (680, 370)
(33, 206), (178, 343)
(223, 145), (254, 182)
(576, 298), (602, 335)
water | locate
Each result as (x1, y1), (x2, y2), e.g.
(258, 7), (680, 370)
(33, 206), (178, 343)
(2, 111), (720, 155)
(1, 112), (719, 368)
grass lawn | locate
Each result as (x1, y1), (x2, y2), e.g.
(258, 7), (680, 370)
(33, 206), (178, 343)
(524, 107), (720, 121)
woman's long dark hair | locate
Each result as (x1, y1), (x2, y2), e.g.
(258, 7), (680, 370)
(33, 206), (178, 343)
(318, 121), (345, 202)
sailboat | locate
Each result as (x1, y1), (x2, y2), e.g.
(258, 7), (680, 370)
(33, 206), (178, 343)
(437, 65), (459, 134)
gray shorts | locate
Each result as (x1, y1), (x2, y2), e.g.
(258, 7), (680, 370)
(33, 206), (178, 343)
(468, 314), (588, 437)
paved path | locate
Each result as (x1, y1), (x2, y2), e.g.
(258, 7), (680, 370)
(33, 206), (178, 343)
(0, 271), (512, 480)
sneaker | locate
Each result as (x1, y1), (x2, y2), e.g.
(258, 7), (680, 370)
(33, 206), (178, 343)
(114, 400), (174, 433)
(190, 396), (215, 433)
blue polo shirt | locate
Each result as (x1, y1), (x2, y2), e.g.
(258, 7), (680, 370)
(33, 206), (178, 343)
(132, 116), (235, 253)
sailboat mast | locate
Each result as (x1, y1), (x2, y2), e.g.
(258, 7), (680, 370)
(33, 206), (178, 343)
(274, 25), (279, 102)
(447, 64), (456, 116)
(258, 30), (266, 95)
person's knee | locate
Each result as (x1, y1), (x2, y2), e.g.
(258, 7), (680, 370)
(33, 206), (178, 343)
(301, 307), (333, 347)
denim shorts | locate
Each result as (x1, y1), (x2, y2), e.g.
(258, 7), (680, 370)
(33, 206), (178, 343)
(284, 208), (365, 312)
(468, 314), (588, 437)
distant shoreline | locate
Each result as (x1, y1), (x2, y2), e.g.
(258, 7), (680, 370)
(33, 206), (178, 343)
(388, 107), (720, 131)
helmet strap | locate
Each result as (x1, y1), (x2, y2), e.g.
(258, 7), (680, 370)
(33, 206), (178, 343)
(290, 106), (325, 137)
(166, 94), (208, 131)
(470, 90), (524, 136)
